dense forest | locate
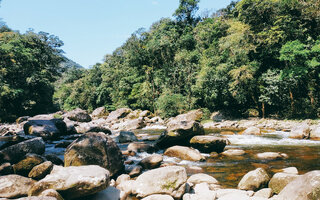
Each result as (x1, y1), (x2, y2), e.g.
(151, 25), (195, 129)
(1, 0), (320, 122)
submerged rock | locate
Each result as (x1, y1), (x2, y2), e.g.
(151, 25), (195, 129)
(29, 165), (110, 200)
(64, 132), (124, 177)
(127, 142), (157, 153)
(0, 175), (36, 198)
(190, 135), (229, 153)
(164, 145), (205, 162)
(222, 149), (246, 156)
(237, 168), (270, 191)
(132, 166), (187, 199)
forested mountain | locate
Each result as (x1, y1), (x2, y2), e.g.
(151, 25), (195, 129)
(1, 0), (320, 122)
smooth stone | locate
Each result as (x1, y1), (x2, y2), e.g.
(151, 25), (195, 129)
(29, 165), (110, 200)
(142, 194), (174, 200)
(256, 152), (288, 160)
(139, 154), (163, 169)
(0, 175), (36, 198)
(28, 161), (54, 180)
(132, 166), (187, 199)
(115, 174), (130, 187)
(13, 154), (45, 176)
(238, 168), (270, 191)
(269, 172), (300, 194)
(242, 127), (261, 135)
(277, 170), (320, 200)
(187, 173), (219, 188)
(280, 167), (298, 175)
(164, 146), (205, 162)
(254, 188), (273, 198)
(222, 149), (246, 156)
(190, 136), (229, 153)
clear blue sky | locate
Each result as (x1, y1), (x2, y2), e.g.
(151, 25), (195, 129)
(0, 0), (232, 68)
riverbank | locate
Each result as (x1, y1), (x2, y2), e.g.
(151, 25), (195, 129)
(1, 108), (320, 199)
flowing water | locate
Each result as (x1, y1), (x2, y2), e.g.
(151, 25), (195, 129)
(44, 129), (320, 188)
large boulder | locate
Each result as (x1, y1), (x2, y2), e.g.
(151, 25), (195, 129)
(29, 165), (110, 199)
(156, 119), (204, 149)
(118, 131), (138, 143)
(170, 109), (203, 122)
(91, 107), (109, 118)
(0, 137), (45, 164)
(289, 123), (310, 139)
(24, 115), (67, 140)
(64, 132), (124, 177)
(66, 108), (92, 122)
(238, 168), (270, 191)
(132, 166), (187, 199)
(187, 173), (220, 190)
(277, 170), (320, 200)
(268, 172), (300, 194)
(107, 108), (132, 122)
(164, 146), (205, 162)
(0, 175), (36, 198)
(190, 136), (229, 153)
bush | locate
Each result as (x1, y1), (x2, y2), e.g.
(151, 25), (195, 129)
(155, 92), (188, 118)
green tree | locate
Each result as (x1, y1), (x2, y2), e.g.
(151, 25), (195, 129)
(173, 0), (200, 25)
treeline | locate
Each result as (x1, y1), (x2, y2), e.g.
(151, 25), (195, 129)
(0, 25), (65, 121)
(1, 0), (320, 122)
(55, 0), (320, 119)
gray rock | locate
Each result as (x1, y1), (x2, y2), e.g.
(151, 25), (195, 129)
(111, 117), (145, 130)
(190, 136), (229, 153)
(107, 108), (132, 122)
(91, 107), (109, 118)
(118, 131), (138, 143)
(0, 137), (45, 164)
(29, 165), (110, 200)
(64, 132), (124, 177)
(156, 111), (204, 149)
(24, 115), (67, 140)
(269, 172), (300, 194)
(66, 108), (92, 122)
(238, 168), (270, 191)
(0, 175), (36, 198)
(133, 166), (187, 199)
(127, 142), (156, 153)
(129, 165), (143, 177)
(164, 146), (205, 162)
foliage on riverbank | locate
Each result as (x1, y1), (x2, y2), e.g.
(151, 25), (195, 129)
(54, 0), (320, 119)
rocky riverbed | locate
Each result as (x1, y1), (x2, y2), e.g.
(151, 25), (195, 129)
(0, 108), (320, 200)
